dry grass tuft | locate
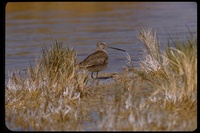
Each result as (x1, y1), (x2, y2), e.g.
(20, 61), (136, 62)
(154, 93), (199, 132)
(97, 28), (197, 131)
(5, 40), (88, 130)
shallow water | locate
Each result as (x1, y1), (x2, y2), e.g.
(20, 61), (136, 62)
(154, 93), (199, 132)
(5, 2), (197, 131)
(5, 2), (197, 81)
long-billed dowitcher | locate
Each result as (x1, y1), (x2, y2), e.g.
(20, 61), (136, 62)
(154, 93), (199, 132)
(79, 42), (126, 79)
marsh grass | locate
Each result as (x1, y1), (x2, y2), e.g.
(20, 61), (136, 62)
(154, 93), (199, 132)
(5, 29), (197, 131)
(5, 40), (89, 130)
(96, 29), (197, 131)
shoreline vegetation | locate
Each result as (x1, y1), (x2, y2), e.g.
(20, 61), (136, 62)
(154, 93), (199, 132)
(5, 29), (197, 131)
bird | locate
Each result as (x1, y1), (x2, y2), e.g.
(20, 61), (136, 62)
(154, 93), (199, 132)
(79, 42), (126, 79)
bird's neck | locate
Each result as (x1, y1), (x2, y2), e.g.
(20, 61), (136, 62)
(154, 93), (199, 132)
(97, 49), (107, 54)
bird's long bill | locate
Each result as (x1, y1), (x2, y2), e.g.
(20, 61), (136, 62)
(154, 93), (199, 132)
(107, 46), (126, 52)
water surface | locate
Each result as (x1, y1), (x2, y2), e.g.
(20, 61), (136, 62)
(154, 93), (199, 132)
(6, 2), (197, 80)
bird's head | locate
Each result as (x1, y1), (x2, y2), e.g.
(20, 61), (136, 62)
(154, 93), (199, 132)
(97, 42), (107, 50)
(96, 41), (126, 52)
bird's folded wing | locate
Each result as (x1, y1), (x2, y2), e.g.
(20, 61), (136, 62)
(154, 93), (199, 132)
(79, 50), (108, 68)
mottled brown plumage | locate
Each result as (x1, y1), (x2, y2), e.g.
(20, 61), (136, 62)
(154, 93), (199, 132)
(79, 50), (108, 72)
(79, 42), (108, 78)
(79, 41), (126, 79)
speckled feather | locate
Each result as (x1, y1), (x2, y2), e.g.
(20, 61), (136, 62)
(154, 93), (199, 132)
(79, 50), (108, 68)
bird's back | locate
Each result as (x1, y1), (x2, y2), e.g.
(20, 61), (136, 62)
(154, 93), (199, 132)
(79, 50), (108, 72)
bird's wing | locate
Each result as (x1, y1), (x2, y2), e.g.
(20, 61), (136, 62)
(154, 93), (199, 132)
(79, 50), (108, 67)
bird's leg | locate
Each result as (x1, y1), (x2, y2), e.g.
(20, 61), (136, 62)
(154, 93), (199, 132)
(96, 71), (99, 79)
(91, 72), (94, 79)
(96, 71), (99, 85)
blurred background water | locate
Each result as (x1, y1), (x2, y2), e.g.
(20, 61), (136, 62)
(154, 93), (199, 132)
(5, 2), (197, 81)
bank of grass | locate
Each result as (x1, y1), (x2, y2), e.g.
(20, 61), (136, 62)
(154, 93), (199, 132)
(96, 29), (197, 131)
(5, 29), (197, 131)
(5, 41), (88, 130)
